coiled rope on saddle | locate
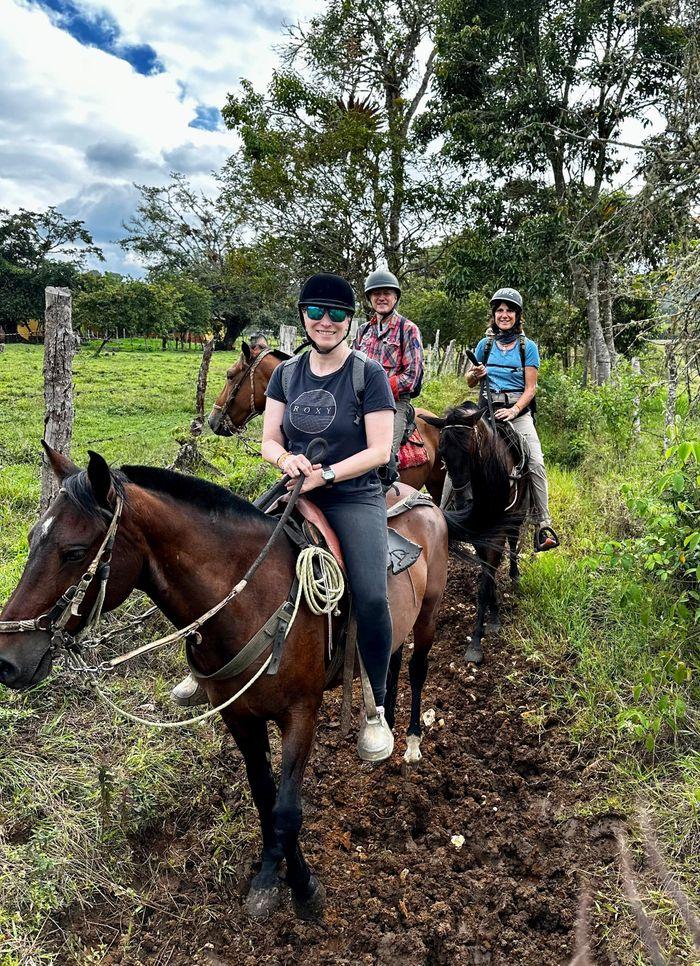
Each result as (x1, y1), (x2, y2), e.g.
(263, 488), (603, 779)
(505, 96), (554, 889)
(295, 546), (344, 617)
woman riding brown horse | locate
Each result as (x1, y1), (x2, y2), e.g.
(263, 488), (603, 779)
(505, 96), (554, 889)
(208, 341), (446, 503)
(0, 444), (448, 919)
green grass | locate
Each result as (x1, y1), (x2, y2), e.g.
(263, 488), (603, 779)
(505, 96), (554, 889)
(514, 429), (700, 958)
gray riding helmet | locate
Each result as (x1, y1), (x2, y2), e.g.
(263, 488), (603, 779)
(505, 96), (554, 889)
(364, 269), (401, 300)
(490, 287), (523, 311)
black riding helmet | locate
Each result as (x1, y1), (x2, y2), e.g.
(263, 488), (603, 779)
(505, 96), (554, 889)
(298, 273), (355, 313)
(298, 273), (355, 355)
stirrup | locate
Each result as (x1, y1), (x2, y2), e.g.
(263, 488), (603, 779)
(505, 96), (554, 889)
(534, 525), (560, 553)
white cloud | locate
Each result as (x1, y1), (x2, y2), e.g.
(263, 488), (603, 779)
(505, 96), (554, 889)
(0, 0), (317, 269)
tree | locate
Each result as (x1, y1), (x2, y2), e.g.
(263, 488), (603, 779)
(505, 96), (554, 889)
(429, 0), (690, 381)
(221, 0), (452, 292)
(0, 207), (103, 331)
(121, 175), (292, 347)
(74, 274), (185, 344)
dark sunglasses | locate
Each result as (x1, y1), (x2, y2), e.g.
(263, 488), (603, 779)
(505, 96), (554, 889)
(304, 305), (351, 324)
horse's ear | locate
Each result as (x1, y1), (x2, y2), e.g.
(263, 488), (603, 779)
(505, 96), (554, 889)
(86, 451), (113, 509)
(241, 341), (251, 362)
(460, 408), (484, 427)
(420, 414), (447, 429)
(41, 441), (79, 481)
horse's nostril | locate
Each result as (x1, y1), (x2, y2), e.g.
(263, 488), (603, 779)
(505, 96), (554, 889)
(0, 657), (17, 685)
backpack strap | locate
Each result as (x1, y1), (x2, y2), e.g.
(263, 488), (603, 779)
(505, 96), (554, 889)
(280, 353), (304, 402)
(351, 349), (367, 405)
(519, 333), (526, 371)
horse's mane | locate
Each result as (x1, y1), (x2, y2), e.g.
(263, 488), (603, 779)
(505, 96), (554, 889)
(270, 348), (290, 361)
(441, 401), (512, 530)
(62, 465), (271, 526)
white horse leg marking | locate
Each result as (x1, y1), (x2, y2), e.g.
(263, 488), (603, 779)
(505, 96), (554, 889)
(403, 734), (422, 763)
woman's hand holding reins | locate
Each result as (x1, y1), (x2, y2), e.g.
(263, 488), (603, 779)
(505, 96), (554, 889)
(285, 464), (324, 493)
(280, 453), (316, 478)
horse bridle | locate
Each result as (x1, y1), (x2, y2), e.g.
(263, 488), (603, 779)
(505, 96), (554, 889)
(211, 348), (274, 433)
(0, 491), (124, 656)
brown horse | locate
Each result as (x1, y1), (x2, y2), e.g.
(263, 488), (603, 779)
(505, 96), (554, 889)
(209, 342), (446, 502)
(0, 445), (448, 919)
(422, 402), (528, 665)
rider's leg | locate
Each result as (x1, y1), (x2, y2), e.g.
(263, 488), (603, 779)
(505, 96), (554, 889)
(510, 412), (558, 550)
(321, 498), (394, 760)
(392, 396), (411, 455)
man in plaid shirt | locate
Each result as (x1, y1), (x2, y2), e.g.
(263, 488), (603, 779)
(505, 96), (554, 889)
(353, 270), (424, 461)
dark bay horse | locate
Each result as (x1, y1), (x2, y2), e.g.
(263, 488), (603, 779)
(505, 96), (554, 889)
(208, 342), (447, 502)
(0, 445), (448, 919)
(422, 403), (528, 665)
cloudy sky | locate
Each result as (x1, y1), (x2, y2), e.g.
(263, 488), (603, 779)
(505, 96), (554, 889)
(0, 0), (316, 273)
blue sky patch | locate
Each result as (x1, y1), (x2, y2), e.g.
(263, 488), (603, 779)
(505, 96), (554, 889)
(189, 104), (222, 131)
(28, 0), (164, 75)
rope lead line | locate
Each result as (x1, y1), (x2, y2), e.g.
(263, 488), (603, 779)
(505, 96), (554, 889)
(83, 543), (345, 730)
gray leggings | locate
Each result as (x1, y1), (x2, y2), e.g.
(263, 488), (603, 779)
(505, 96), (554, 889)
(317, 497), (392, 706)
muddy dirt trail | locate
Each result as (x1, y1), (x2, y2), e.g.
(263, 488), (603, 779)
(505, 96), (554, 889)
(86, 559), (623, 965)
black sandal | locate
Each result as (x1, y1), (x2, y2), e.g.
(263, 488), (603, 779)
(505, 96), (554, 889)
(534, 525), (560, 553)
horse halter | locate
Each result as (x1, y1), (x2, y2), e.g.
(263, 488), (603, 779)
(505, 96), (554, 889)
(0, 492), (124, 656)
(211, 347), (274, 433)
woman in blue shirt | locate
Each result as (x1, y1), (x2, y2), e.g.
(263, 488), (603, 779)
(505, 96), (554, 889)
(467, 287), (559, 552)
(262, 273), (397, 762)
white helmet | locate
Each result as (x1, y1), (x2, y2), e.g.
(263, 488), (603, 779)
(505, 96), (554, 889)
(490, 287), (523, 311)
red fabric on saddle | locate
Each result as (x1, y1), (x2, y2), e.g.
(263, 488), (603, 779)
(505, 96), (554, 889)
(296, 497), (347, 572)
(397, 426), (429, 470)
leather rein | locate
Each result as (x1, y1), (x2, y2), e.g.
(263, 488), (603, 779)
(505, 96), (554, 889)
(210, 347), (274, 433)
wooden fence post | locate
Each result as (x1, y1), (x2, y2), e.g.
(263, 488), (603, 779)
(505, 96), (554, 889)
(170, 338), (221, 474)
(41, 287), (76, 513)
(0, 326), (5, 354)
(279, 324), (297, 354)
(439, 339), (456, 375)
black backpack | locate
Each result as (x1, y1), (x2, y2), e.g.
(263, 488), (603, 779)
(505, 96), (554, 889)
(356, 315), (424, 398)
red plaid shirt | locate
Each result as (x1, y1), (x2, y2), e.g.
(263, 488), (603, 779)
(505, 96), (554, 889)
(353, 311), (423, 398)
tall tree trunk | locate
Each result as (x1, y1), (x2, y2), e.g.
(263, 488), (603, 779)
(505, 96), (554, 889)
(586, 263), (611, 384)
(600, 263), (617, 370)
(41, 287), (76, 513)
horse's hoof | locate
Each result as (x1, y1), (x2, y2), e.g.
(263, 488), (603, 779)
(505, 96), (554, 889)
(244, 882), (284, 919)
(464, 641), (484, 665)
(403, 735), (422, 764)
(485, 621), (500, 636)
(292, 875), (326, 921)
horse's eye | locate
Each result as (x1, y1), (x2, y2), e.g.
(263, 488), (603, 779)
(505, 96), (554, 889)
(62, 547), (88, 563)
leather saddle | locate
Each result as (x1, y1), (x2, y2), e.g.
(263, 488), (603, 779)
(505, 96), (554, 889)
(273, 482), (432, 577)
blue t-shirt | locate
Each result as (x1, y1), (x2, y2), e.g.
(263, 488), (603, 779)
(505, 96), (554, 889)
(475, 336), (540, 392)
(266, 352), (395, 503)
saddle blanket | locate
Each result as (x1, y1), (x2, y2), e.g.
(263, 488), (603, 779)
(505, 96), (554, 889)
(397, 427), (429, 470)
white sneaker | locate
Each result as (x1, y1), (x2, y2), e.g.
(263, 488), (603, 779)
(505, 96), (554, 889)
(170, 673), (208, 707)
(357, 708), (394, 762)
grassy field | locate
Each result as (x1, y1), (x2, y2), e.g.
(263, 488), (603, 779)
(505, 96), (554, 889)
(0, 343), (698, 962)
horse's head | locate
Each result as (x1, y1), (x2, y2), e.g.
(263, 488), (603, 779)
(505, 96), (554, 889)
(0, 446), (140, 690)
(421, 403), (486, 508)
(208, 344), (287, 436)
